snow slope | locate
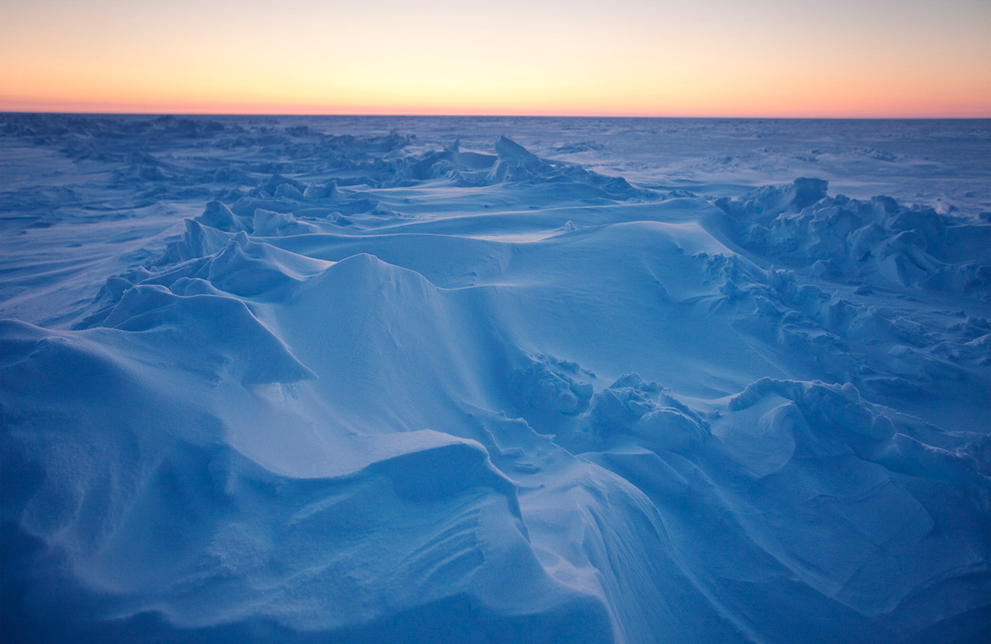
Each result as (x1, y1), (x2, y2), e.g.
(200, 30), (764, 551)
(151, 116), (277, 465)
(2, 114), (989, 643)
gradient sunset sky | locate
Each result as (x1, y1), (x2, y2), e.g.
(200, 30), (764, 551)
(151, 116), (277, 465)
(2, 0), (989, 117)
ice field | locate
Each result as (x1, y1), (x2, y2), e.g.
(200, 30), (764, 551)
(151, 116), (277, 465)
(1, 114), (989, 643)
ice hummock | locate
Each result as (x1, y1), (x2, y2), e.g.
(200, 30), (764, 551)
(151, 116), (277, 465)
(1, 114), (989, 643)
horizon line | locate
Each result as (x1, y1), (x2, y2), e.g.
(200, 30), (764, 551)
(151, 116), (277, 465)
(3, 109), (990, 121)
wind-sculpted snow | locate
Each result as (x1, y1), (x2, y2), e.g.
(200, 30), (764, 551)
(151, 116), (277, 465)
(1, 115), (989, 643)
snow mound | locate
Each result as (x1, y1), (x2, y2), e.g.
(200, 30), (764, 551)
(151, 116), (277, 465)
(714, 179), (991, 295)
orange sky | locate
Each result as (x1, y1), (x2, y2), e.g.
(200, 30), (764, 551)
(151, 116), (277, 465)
(2, 0), (989, 117)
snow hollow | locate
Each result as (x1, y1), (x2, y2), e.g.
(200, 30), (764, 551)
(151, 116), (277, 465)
(1, 114), (989, 643)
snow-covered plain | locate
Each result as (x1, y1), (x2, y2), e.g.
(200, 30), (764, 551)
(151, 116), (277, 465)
(1, 114), (989, 643)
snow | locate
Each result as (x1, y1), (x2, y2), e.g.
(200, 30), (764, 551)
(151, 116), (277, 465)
(1, 113), (989, 643)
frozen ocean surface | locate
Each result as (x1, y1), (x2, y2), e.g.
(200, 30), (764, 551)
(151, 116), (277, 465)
(1, 114), (989, 643)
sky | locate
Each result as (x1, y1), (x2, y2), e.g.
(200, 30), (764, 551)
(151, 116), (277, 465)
(1, 0), (989, 117)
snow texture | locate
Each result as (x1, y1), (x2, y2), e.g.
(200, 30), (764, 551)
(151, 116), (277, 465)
(2, 114), (989, 643)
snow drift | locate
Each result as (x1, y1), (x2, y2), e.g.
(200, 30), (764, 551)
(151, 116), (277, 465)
(1, 114), (989, 643)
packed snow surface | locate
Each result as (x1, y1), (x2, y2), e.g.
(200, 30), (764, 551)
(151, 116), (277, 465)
(2, 114), (989, 643)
